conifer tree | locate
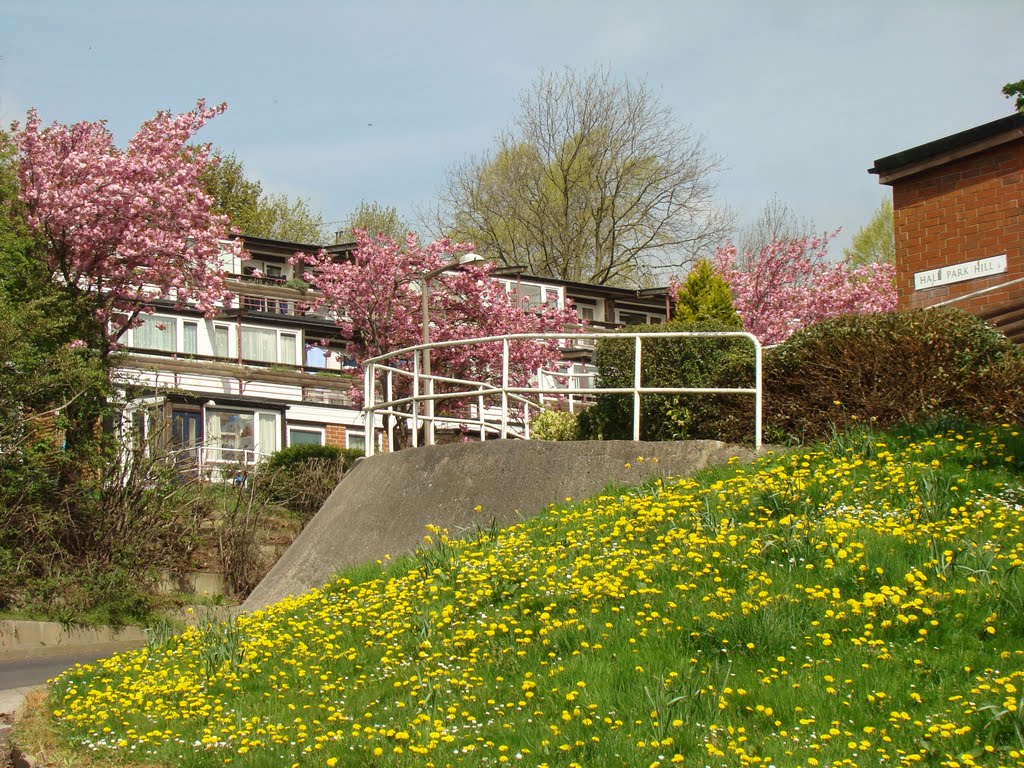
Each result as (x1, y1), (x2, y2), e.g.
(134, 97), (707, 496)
(674, 260), (739, 326)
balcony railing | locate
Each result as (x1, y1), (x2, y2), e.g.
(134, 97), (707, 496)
(119, 347), (354, 381)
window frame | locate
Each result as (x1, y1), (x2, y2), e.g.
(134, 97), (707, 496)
(288, 426), (325, 447)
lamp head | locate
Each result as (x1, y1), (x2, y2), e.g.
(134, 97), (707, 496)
(457, 252), (485, 266)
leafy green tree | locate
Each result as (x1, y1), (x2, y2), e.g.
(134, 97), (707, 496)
(202, 151), (329, 244)
(1003, 79), (1024, 112)
(844, 199), (895, 266)
(673, 260), (739, 326)
(435, 66), (730, 287)
(1, 118), (226, 625)
(200, 152), (262, 234)
(256, 192), (329, 244)
(343, 200), (410, 243)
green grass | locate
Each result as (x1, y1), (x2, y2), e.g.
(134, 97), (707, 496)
(21, 422), (1024, 768)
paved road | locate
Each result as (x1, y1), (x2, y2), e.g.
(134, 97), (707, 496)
(0, 643), (142, 691)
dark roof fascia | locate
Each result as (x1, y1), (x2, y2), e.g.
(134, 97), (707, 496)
(869, 112), (1024, 184)
(182, 393), (290, 412)
(231, 235), (668, 301)
(234, 234), (356, 261)
(218, 311), (347, 336)
(122, 389), (291, 413)
(513, 273), (671, 303)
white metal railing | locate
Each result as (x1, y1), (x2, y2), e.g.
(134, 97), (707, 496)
(362, 331), (762, 456)
(922, 276), (1024, 309)
(165, 445), (264, 482)
(537, 364), (596, 413)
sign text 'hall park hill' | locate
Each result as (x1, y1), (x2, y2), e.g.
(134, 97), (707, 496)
(913, 254), (1007, 291)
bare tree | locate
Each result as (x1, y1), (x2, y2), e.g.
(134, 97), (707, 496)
(734, 195), (815, 267)
(433, 67), (730, 287)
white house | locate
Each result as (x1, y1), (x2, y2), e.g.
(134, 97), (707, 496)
(115, 235), (673, 471)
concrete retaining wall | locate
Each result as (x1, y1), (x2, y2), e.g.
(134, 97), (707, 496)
(243, 439), (755, 611)
(0, 621), (146, 658)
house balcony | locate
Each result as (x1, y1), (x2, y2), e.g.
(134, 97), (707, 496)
(223, 276), (334, 321)
(116, 348), (357, 407)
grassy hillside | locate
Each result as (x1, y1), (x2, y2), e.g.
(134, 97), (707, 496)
(36, 423), (1024, 767)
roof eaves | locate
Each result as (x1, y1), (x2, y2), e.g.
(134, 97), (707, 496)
(868, 112), (1024, 184)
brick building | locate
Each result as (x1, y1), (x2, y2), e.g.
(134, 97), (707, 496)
(869, 112), (1024, 339)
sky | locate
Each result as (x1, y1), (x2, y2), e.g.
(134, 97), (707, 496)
(2, 0), (1021, 271)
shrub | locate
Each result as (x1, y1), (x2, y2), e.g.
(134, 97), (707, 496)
(969, 349), (1024, 425)
(578, 320), (758, 443)
(530, 409), (580, 441)
(261, 443), (344, 471)
(762, 307), (1020, 442)
(257, 444), (363, 524)
(0, 420), (212, 626)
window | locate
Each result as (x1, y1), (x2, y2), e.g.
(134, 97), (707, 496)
(206, 408), (279, 463)
(288, 427), (324, 446)
(615, 308), (664, 326)
(576, 305), (596, 322)
(133, 315), (177, 351)
(242, 327), (278, 363)
(616, 311), (648, 326)
(306, 345), (327, 369)
(242, 327), (299, 364)
(206, 409), (254, 463)
(131, 410), (148, 448)
(213, 325), (230, 358)
(183, 321), (198, 355)
(517, 283), (543, 307)
(345, 431), (365, 451)
(280, 333), (298, 366)
(243, 262), (285, 281)
(498, 280), (563, 311)
(258, 413), (278, 458)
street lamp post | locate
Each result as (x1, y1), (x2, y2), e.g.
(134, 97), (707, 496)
(419, 253), (483, 446)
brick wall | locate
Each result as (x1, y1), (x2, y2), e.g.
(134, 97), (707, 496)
(325, 424), (346, 447)
(893, 140), (1024, 312)
(324, 422), (385, 453)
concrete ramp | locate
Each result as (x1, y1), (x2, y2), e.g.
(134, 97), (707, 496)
(243, 439), (755, 611)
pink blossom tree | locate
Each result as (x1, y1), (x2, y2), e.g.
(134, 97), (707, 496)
(11, 99), (239, 353)
(713, 231), (897, 345)
(295, 231), (581, 440)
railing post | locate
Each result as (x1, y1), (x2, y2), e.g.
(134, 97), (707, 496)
(633, 335), (643, 441)
(386, 370), (395, 454)
(754, 336), (763, 451)
(501, 338), (510, 439)
(478, 387), (486, 442)
(411, 352), (420, 448)
(363, 361), (375, 457)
